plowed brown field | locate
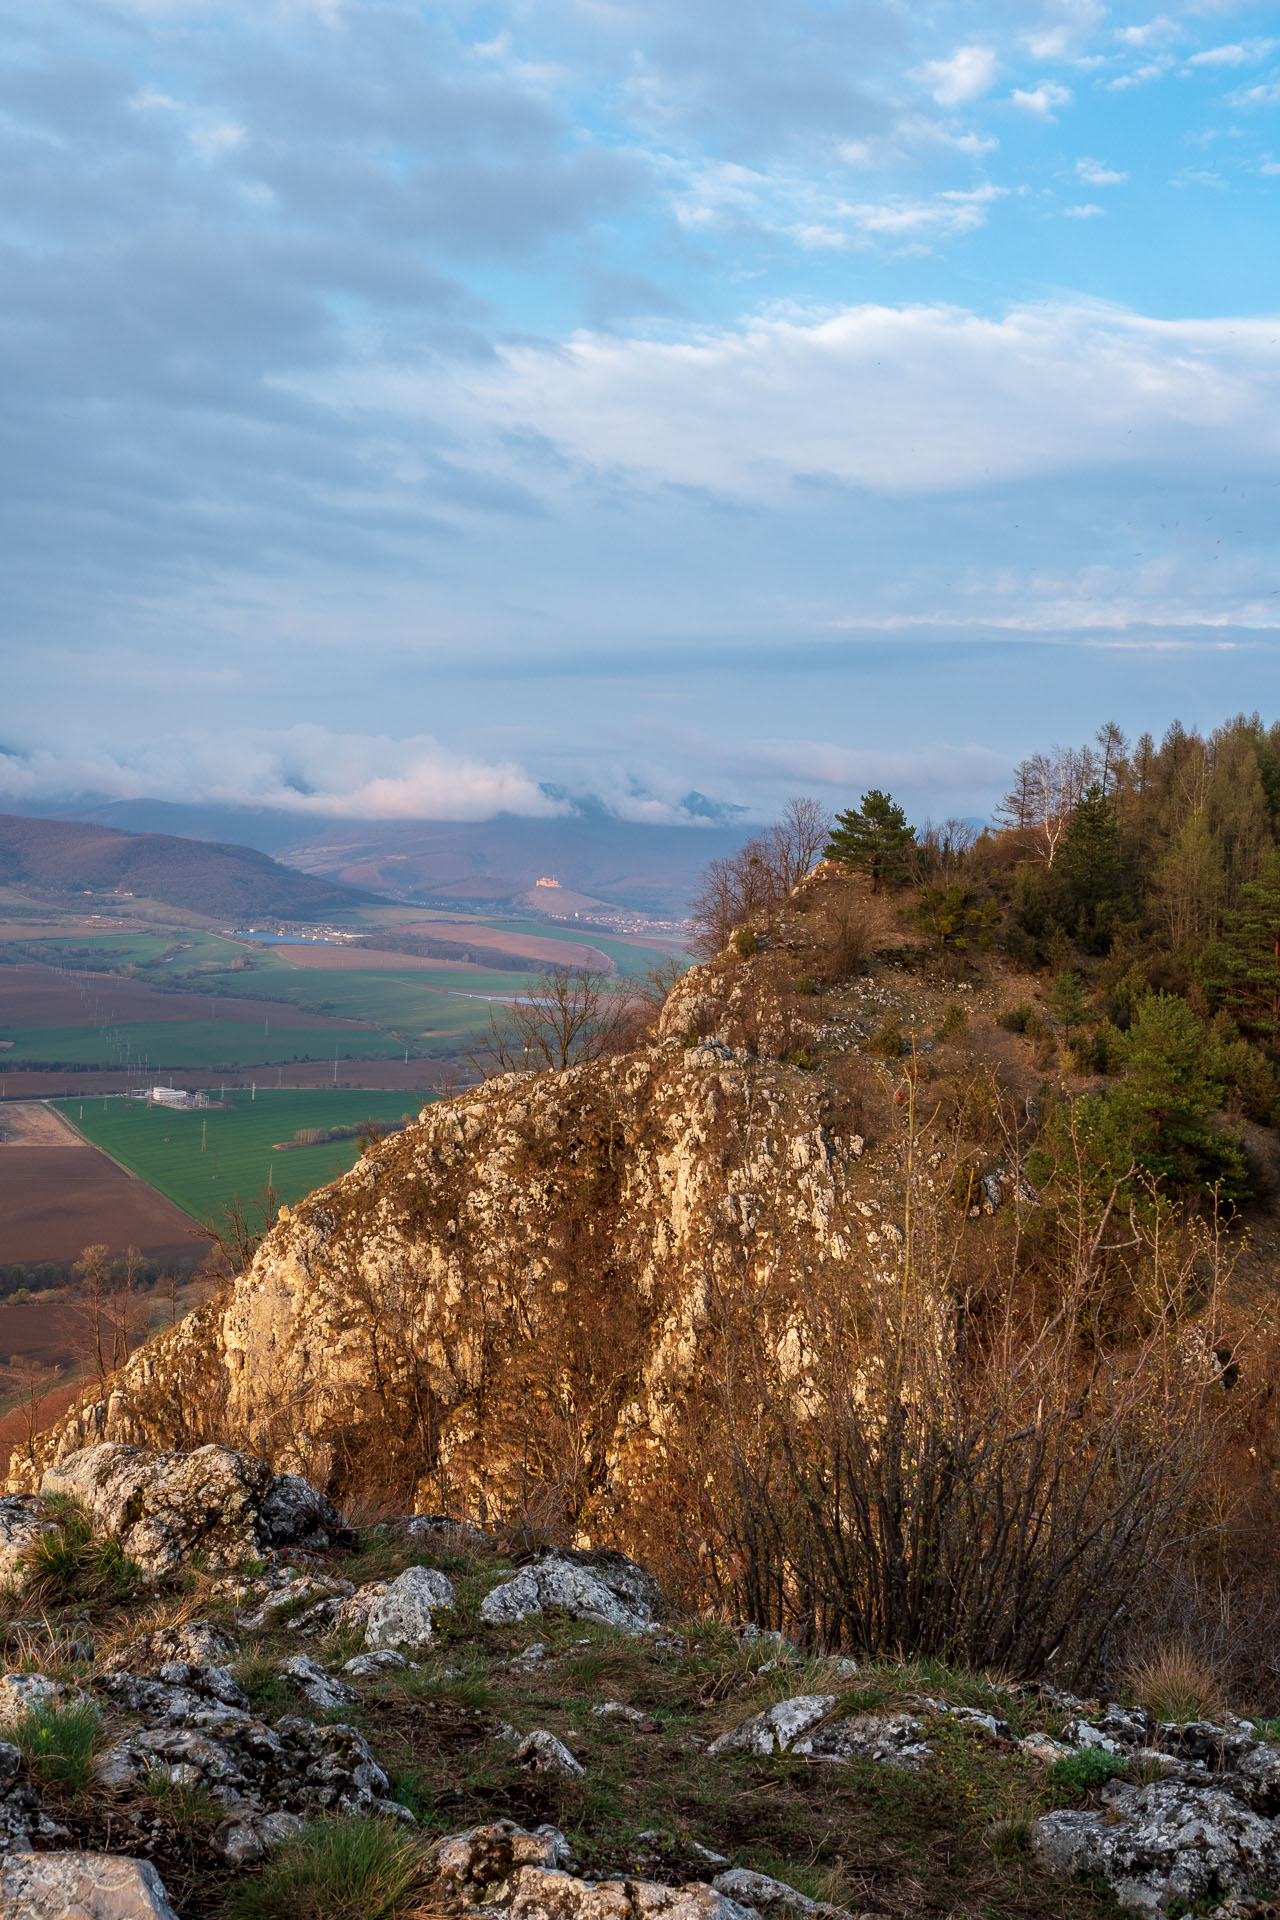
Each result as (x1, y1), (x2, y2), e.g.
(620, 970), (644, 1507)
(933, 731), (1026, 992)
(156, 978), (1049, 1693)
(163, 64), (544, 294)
(0, 1104), (196, 1262)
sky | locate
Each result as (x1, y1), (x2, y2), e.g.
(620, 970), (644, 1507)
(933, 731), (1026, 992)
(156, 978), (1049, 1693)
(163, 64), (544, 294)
(2, 0), (1279, 830)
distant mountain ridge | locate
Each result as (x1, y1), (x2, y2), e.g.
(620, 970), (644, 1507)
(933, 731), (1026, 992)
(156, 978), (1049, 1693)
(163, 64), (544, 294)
(3, 799), (752, 917)
(0, 814), (376, 922)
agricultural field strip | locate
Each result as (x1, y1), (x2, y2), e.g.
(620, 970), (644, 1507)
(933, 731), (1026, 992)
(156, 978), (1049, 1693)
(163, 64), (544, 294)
(2, 1021), (406, 1068)
(54, 1089), (433, 1219)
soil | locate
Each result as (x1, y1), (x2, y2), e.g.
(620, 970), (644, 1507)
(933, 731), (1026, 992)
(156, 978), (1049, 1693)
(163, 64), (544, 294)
(0, 1139), (197, 1262)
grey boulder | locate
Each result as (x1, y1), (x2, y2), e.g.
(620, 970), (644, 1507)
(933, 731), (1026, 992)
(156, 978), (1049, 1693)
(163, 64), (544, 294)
(480, 1553), (662, 1633)
(1032, 1778), (1280, 1912)
(707, 1696), (836, 1757)
(364, 1565), (456, 1651)
(0, 1850), (178, 1920)
(39, 1443), (345, 1573)
(0, 1497), (59, 1588)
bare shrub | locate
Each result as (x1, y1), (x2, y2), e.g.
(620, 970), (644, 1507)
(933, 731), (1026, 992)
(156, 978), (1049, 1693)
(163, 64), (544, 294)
(653, 1072), (1233, 1681)
(688, 798), (831, 955)
(474, 968), (634, 1076)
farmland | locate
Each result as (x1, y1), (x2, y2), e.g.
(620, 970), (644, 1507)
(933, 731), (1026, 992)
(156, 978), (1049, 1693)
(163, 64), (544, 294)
(54, 1088), (432, 1221)
(3, 1019), (405, 1070)
(0, 1102), (197, 1263)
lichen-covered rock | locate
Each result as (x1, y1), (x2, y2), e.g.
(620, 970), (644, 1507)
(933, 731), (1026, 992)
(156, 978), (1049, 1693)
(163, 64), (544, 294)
(514, 1731), (585, 1777)
(480, 1554), (660, 1633)
(0, 1850), (179, 1919)
(1032, 1779), (1280, 1912)
(0, 1496), (58, 1588)
(792, 1710), (932, 1771)
(363, 1564), (456, 1650)
(0, 1739), (67, 1853)
(505, 1866), (757, 1920)
(343, 1649), (409, 1677)
(279, 1653), (358, 1709)
(0, 1671), (81, 1716)
(436, 1822), (575, 1900)
(712, 1868), (849, 1920)
(707, 1696), (836, 1758)
(434, 1824), (754, 1920)
(1230, 1741), (1280, 1813)
(101, 1621), (236, 1674)
(37, 1443), (344, 1573)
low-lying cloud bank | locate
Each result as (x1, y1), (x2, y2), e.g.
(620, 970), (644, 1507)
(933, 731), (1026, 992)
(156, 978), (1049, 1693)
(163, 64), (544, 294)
(0, 730), (562, 824)
(0, 727), (1017, 827)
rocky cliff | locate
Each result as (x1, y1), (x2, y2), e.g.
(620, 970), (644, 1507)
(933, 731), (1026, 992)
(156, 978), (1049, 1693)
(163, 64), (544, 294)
(10, 907), (903, 1542)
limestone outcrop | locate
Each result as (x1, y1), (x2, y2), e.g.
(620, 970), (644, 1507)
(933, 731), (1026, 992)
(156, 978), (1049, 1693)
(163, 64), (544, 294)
(6, 990), (861, 1541)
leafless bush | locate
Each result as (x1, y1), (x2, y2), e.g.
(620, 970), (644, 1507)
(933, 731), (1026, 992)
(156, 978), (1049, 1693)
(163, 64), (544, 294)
(653, 1073), (1235, 1681)
(473, 968), (635, 1075)
(689, 797), (831, 956)
(909, 817), (981, 885)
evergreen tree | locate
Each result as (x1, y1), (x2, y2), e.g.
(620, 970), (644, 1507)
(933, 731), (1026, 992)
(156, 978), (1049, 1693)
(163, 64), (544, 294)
(824, 790), (915, 891)
(1107, 993), (1248, 1200)
(1057, 784), (1128, 953)
(1220, 850), (1280, 1045)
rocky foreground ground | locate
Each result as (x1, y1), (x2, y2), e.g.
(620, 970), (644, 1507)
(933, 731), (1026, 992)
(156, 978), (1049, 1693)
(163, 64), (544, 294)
(1, 1440), (1278, 1920)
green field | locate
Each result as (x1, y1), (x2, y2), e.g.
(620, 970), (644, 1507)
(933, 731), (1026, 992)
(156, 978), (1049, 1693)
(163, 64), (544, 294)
(56, 1089), (433, 1221)
(1, 1021), (406, 1070)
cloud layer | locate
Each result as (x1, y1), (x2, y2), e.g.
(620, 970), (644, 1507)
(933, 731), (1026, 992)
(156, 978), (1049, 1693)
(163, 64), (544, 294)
(3, 0), (1279, 824)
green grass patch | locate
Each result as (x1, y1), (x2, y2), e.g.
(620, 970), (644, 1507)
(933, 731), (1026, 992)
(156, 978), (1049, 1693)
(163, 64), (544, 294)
(1047, 1747), (1133, 1798)
(220, 1814), (426, 1920)
(55, 1089), (430, 1219)
(0, 1699), (103, 1794)
(18, 1498), (140, 1604)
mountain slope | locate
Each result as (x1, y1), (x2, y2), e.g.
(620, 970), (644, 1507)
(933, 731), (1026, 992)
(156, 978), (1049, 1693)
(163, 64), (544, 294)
(0, 813), (377, 922)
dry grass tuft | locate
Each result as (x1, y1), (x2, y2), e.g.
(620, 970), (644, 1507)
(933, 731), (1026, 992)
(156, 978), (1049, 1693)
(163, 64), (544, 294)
(1123, 1640), (1227, 1727)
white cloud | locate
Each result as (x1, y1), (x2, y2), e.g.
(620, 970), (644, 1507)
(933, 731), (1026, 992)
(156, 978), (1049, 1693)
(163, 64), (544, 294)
(1105, 58), (1173, 89)
(837, 184), (1006, 239)
(0, 729), (565, 821)
(1116, 16), (1179, 47)
(1064, 202), (1105, 216)
(1076, 156), (1128, 183)
(1021, 0), (1106, 60)
(1010, 82), (1073, 117)
(1186, 39), (1275, 67)
(357, 299), (1280, 503)
(1228, 81), (1280, 106)
(913, 45), (997, 106)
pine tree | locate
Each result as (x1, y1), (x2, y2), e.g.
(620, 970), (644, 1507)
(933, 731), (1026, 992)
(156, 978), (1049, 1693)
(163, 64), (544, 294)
(1220, 850), (1280, 1044)
(1108, 993), (1248, 1199)
(824, 790), (915, 891)
(1059, 783), (1126, 951)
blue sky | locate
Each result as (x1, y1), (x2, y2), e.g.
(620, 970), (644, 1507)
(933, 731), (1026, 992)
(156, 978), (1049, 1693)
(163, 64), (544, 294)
(2, 0), (1278, 828)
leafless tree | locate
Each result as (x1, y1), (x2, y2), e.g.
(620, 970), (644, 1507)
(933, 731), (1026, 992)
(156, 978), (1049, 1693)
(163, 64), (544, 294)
(477, 968), (635, 1075)
(4, 1354), (63, 1453)
(997, 744), (1099, 865)
(688, 797), (831, 955)
(764, 796), (833, 892)
(911, 816), (980, 883)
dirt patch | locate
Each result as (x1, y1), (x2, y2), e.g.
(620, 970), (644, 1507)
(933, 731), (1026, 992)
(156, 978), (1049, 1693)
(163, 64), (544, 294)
(0, 1102), (86, 1146)
(0, 1143), (197, 1262)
